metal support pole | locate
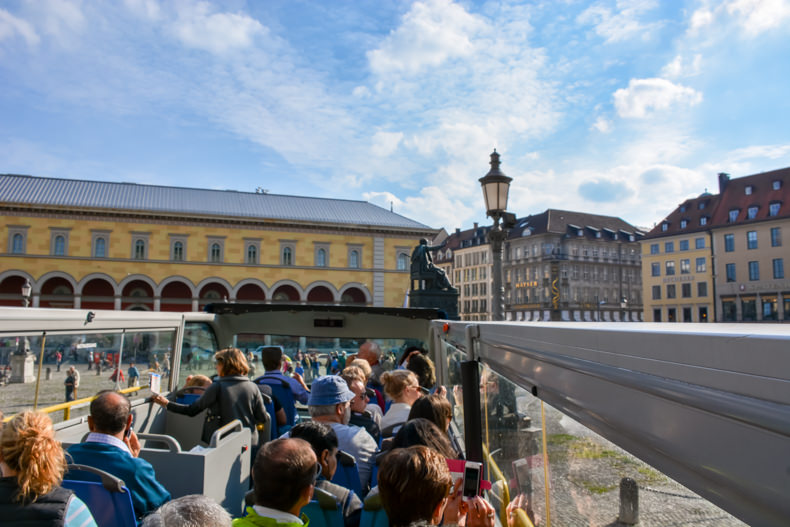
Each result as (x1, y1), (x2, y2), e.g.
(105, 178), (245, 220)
(489, 219), (507, 322)
(460, 360), (483, 463)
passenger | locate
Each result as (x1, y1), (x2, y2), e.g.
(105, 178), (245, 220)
(405, 353), (436, 391)
(258, 347), (310, 404)
(289, 422), (362, 527)
(152, 348), (269, 448)
(408, 394), (462, 458)
(349, 359), (385, 414)
(67, 390), (170, 520)
(356, 341), (384, 389)
(128, 362), (141, 388)
(379, 370), (423, 436)
(307, 376), (378, 492)
(397, 345), (425, 368)
(390, 418), (457, 460)
(142, 494), (231, 527)
(0, 411), (98, 527)
(234, 438), (317, 527)
(378, 446), (494, 527)
(340, 368), (381, 443)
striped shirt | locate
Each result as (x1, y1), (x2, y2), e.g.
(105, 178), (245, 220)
(66, 496), (98, 527)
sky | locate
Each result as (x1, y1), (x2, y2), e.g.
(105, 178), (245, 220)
(1, 0), (790, 232)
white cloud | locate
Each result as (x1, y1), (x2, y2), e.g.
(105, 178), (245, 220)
(0, 8), (39, 46)
(171, 1), (265, 55)
(724, 143), (790, 162)
(367, 0), (485, 76)
(576, 0), (661, 43)
(613, 78), (702, 118)
(661, 54), (702, 78)
(124, 0), (162, 21)
(726, 0), (790, 35)
(371, 131), (403, 157)
(591, 116), (612, 133)
(365, 186), (476, 229)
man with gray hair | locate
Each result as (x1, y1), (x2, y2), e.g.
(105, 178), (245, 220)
(356, 341), (384, 389)
(142, 495), (231, 527)
(308, 376), (378, 492)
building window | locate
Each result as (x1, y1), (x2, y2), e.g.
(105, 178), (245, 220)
(665, 261), (675, 275)
(349, 250), (360, 269)
(728, 209), (739, 222)
(247, 244), (258, 264)
(50, 228), (71, 256)
(53, 235), (66, 256)
(724, 234), (734, 252)
(679, 240), (689, 251)
(397, 252), (409, 271)
(773, 258), (784, 279)
(771, 227), (781, 247)
(8, 226), (28, 254)
(773, 180), (782, 190)
(681, 283), (691, 298)
(680, 219), (688, 229)
(661, 223), (668, 232)
(652, 285), (661, 300)
(699, 216), (707, 225)
(695, 237), (705, 249)
(726, 263), (736, 282)
(747, 231), (758, 250)
(664, 241), (674, 253)
(650, 244), (659, 254)
(695, 257), (706, 272)
(207, 239), (224, 263)
(653, 308), (662, 321)
(651, 262), (660, 276)
(748, 261), (759, 281)
(282, 247), (293, 266)
(769, 202), (781, 216)
(745, 185), (753, 195)
(316, 248), (327, 267)
(94, 237), (106, 258)
(134, 239), (146, 260)
(697, 282), (707, 297)
(667, 284), (676, 299)
(172, 242), (184, 261)
(747, 206), (758, 219)
(131, 233), (150, 260)
(680, 259), (690, 274)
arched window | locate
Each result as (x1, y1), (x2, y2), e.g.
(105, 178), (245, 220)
(11, 233), (24, 254)
(173, 241), (184, 261)
(282, 247), (293, 266)
(210, 243), (222, 263)
(316, 248), (327, 267)
(349, 250), (359, 269)
(134, 239), (146, 260)
(247, 245), (257, 264)
(94, 237), (106, 258)
(397, 253), (409, 271)
(53, 235), (65, 256)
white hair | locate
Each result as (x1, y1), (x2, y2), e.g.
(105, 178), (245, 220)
(142, 495), (231, 527)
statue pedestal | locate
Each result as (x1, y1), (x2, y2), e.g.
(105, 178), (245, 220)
(10, 353), (36, 383)
(410, 289), (460, 320)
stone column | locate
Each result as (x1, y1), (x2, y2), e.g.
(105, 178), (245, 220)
(153, 297), (161, 311)
(756, 293), (763, 321)
(114, 295), (122, 310)
(778, 292), (785, 321)
(74, 295), (81, 309)
(735, 294), (742, 321)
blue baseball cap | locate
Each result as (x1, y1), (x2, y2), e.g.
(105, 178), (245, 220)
(308, 376), (355, 406)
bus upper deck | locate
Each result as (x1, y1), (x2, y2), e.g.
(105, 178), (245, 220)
(0, 304), (788, 526)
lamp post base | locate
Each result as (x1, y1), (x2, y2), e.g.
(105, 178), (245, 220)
(10, 353), (36, 383)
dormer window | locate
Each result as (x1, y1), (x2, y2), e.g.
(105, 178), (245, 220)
(747, 206), (758, 219)
(745, 185), (753, 195)
(661, 223), (669, 232)
(595, 231), (601, 238)
(680, 219), (688, 228)
(728, 209), (739, 222)
(773, 180), (782, 190)
(700, 216), (708, 226)
(698, 201), (706, 210)
(679, 205), (686, 212)
(769, 202), (781, 216)
(577, 229), (583, 236)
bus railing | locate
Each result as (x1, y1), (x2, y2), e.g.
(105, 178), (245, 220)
(2, 384), (146, 423)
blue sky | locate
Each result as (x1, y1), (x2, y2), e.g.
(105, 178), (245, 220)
(2, 0), (789, 231)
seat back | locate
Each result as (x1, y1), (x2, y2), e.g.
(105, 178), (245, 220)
(256, 376), (297, 427)
(302, 488), (344, 527)
(360, 492), (389, 527)
(263, 396), (277, 440)
(63, 464), (137, 527)
(331, 450), (362, 498)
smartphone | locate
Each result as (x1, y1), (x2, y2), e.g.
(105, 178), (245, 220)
(124, 425), (133, 440)
(462, 461), (482, 498)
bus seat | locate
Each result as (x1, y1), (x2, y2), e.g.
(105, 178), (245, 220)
(63, 464), (136, 527)
(263, 397), (276, 440)
(137, 420), (252, 517)
(331, 450), (362, 498)
(303, 487), (344, 527)
(360, 492), (388, 527)
(176, 393), (201, 404)
(255, 376), (298, 427)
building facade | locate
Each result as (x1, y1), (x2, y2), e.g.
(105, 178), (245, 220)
(434, 224), (493, 321)
(640, 193), (718, 322)
(504, 210), (644, 321)
(0, 175), (436, 311)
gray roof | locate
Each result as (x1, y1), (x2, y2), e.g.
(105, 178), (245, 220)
(0, 174), (433, 231)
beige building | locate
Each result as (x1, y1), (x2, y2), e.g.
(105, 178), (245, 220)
(434, 224), (493, 321)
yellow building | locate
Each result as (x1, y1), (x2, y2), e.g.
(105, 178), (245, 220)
(641, 193), (718, 322)
(0, 174), (436, 311)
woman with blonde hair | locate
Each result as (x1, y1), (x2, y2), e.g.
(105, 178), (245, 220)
(152, 347), (269, 449)
(380, 369), (424, 436)
(0, 411), (97, 526)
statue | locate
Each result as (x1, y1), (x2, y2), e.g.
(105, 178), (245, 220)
(410, 239), (456, 292)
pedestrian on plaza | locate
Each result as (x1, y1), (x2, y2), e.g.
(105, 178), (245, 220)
(128, 362), (140, 388)
(87, 350), (93, 370)
(55, 350), (62, 372)
(65, 367), (77, 402)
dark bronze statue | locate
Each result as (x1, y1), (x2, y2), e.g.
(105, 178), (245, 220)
(410, 238), (456, 292)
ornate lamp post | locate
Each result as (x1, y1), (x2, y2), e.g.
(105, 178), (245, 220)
(21, 279), (31, 308)
(479, 150), (513, 321)
(11, 279), (36, 383)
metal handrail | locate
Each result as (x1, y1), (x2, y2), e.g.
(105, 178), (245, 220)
(2, 384), (146, 423)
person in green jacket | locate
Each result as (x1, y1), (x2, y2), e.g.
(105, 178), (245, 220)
(233, 438), (318, 527)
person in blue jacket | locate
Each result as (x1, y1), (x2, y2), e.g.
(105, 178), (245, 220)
(67, 390), (171, 520)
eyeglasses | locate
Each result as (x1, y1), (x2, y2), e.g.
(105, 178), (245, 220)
(312, 462), (322, 483)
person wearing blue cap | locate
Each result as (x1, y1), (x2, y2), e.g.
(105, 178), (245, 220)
(308, 376), (378, 493)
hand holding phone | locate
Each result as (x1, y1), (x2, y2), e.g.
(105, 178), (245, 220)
(463, 461), (482, 498)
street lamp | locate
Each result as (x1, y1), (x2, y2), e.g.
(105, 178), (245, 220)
(21, 279), (31, 308)
(480, 150), (513, 321)
(620, 297), (628, 322)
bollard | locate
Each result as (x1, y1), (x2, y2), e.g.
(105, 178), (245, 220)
(618, 477), (638, 524)
(45, 367), (52, 380)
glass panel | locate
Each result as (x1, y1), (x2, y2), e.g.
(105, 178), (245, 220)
(180, 322), (220, 382)
(1, 329), (176, 424)
(477, 363), (746, 526)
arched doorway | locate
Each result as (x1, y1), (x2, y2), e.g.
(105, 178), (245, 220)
(236, 283), (266, 303)
(122, 280), (154, 311)
(307, 286), (334, 304)
(40, 276), (75, 308)
(0, 275), (30, 307)
(272, 284), (300, 303)
(340, 287), (367, 305)
(81, 278), (116, 310)
(160, 281), (194, 312)
(198, 282), (230, 310)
